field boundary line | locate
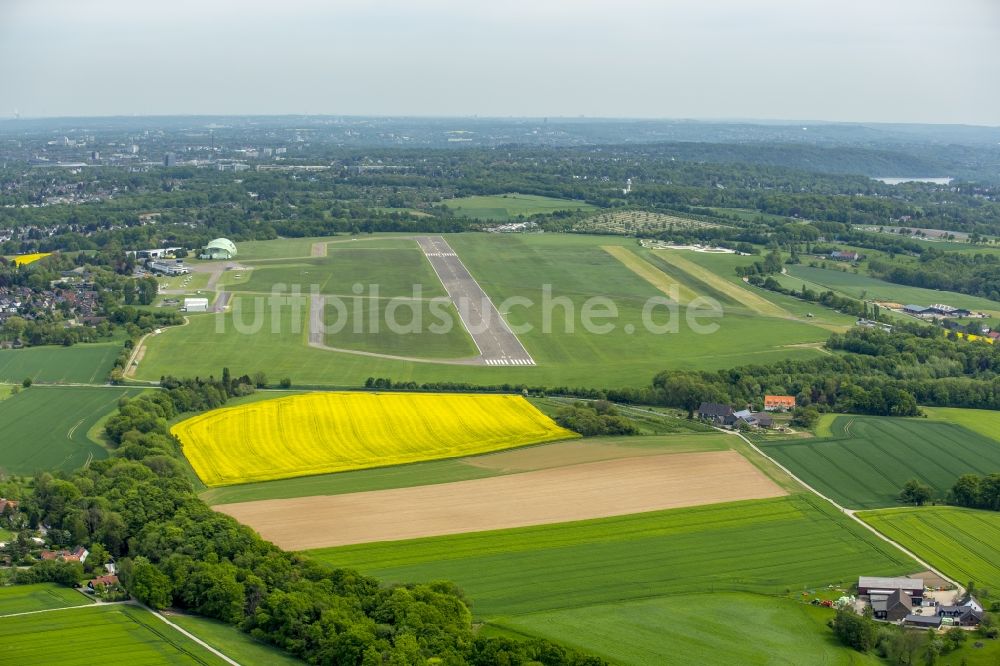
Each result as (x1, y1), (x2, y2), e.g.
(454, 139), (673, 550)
(144, 604), (242, 666)
(728, 429), (963, 593)
(0, 599), (125, 619)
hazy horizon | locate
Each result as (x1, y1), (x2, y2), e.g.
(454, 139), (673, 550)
(2, 0), (998, 124)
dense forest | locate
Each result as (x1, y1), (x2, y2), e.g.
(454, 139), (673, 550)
(869, 250), (1000, 301)
(11, 375), (604, 665)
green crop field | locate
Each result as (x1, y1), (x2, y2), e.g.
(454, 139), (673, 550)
(0, 342), (122, 384)
(860, 507), (1000, 593)
(922, 406), (1000, 444)
(201, 432), (733, 505)
(0, 604), (230, 665)
(0, 386), (144, 475)
(0, 584), (92, 616)
(494, 593), (881, 666)
(166, 613), (303, 665)
(135, 233), (836, 388)
(761, 416), (1000, 509)
(785, 265), (1000, 315)
(308, 494), (915, 618)
(442, 193), (597, 220)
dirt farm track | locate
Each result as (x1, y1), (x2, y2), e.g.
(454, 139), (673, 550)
(216, 450), (786, 550)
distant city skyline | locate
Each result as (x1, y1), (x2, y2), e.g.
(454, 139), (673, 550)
(1, 0), (998, 125)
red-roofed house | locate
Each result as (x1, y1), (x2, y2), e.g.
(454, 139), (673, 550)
(764, 395), (796, 411)
(0, 498), (18, 513)
(87, 574), (119, 590)
(40, 546), (89, 563)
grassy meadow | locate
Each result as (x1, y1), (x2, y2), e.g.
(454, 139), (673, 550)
(860, 506), (1000, 594)
(308, 494), (916, 618)
(761, 415), (1000, 509)
(322, 298), (478, 359)
(166, 613), (304, 665)
(0, 342), (123, 384)
(442, 193), (597, 220)
(0, 385), (143, 475)
(135, 233), (837, 388)
(230, 245), (447, 298)
(0, 605), (231, 665)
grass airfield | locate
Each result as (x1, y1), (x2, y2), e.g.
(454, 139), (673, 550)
(135, 233), (842, 388)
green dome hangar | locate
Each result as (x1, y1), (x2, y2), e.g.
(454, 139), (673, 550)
(199, 238), (237, 260)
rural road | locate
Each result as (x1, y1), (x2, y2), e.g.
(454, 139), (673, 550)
(148, 605), (241, 666)
(729, 428), (963, 592)
(414, 235), (534, 366)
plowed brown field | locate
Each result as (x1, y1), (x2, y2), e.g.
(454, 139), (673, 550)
(217, 450), (785, 549)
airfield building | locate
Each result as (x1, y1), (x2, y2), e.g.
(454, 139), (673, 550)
(200, 238), (237, 260)
(183, 297), (209, 312)
(148, 260), (190, 276)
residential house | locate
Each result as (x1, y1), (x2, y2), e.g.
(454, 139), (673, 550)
(0, 498), (18, 513)
(87, 574), (119, 590)
(40, 546), (89, 563)
(938, 594), (984, 626)
(763, 395), (796, 412)
(830, 251), (861, 262)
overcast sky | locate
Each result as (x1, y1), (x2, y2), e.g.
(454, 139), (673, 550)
(1, 0), (998, 124)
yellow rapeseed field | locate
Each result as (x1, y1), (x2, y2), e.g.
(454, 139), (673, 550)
(172, 392), (579, 486)
(10, 252), (53, 266)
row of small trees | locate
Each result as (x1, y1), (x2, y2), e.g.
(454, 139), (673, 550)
(896, 473), (1000, 510)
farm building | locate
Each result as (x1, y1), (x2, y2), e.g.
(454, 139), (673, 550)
(903, 615), (941, 629)
(732, 409), (773, 428)
(764, 395), (796, 411)
(697, 402), (735, 425)
(200, 238), (237, 260)
(870, 589), (911, 621)
(904, 305), (931, 316)
(857, 576), (923, 604)
(830, 251), (861, 261)
(183, 297), (209, 313)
